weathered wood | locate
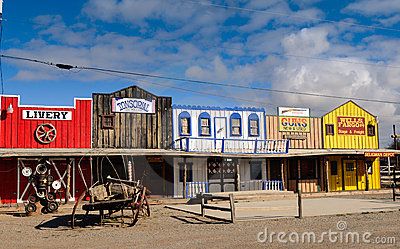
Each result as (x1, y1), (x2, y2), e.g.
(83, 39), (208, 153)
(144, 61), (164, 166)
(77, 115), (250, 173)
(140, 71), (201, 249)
(65, 162), (71, 204)
(325, 159), (330, 192)
(92, 86), (172, 149)
(201, 196), (205, 217)
(229, 194), (236, 223)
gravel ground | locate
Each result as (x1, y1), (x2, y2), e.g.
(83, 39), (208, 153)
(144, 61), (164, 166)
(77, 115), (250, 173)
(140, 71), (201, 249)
(0, 199), (399, 249)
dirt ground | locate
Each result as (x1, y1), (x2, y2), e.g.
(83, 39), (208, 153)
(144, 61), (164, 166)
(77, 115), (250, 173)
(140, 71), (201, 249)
(0, 197), (399, 249)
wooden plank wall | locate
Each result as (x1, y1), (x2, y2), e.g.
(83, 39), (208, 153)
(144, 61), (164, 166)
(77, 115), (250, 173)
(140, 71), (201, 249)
(93, 86), (172, 149)
(0, 96), (92, 148)
(266, 116), (322, 149)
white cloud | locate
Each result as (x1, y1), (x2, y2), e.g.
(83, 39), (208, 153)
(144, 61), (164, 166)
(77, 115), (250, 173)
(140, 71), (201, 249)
(282, 27), (330, 56)
(344, 0), (400, 16)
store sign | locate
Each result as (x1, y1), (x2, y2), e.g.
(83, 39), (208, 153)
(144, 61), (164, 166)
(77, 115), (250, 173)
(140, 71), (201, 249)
(278, 107), (310, 117)
(337, 116), (365, 135)
(112, 98), (155, 114)
(22, 110), (72, 120)
(365, 152), (396, 158)
(279, 117), (310, 132)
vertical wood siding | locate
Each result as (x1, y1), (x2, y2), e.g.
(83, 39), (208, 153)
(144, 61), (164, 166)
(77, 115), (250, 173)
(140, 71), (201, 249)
(322, 101), (378, 149)
(0, 96), (92, 148)
(265, 116), (322, 149)
(92, 86), (172, 149)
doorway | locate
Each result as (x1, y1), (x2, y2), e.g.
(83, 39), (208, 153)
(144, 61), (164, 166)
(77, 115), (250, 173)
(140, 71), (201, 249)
(343, 160), (357, 190)
(207, 157), (237, 193)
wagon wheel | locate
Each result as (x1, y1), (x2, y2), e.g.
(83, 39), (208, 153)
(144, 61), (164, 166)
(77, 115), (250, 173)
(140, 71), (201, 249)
(35, 123), (57, 144)
(130, 188), (150, 226)
(71, 191), (88, 229)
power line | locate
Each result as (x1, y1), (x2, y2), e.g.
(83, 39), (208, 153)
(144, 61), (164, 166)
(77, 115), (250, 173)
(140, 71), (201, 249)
(181, 0), (400, 33)
(95, 70), (275, 106)
(2, 53), (400, 105)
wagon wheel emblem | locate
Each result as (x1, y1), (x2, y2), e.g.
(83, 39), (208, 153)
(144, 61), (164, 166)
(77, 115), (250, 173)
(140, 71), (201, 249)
(35, 123), (57, 144)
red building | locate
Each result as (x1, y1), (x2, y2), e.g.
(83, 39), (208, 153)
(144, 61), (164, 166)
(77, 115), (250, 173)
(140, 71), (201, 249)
(0, 95), (92, 203)
(0, 95), (92, 148)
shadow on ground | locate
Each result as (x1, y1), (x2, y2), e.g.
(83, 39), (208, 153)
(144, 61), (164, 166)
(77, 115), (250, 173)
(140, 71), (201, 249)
(35, 214), (100, 230)
(170, 215), (229, 225)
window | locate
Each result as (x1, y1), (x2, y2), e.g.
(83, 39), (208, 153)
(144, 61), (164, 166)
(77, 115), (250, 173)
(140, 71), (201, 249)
(326, 124), (334, 135)
(250, 161), (262, 180)
(101, 115), (115, 129)
(179, 163), (193, 182)
(367, 124), (375, 136)
(230, 113), (242, 136)
(345, 162), (355, 171)
(331, 161), (338, 175)
(179, 111), (191, 136)
(248, 113), (259, 137)
(198, 112), (211, 136)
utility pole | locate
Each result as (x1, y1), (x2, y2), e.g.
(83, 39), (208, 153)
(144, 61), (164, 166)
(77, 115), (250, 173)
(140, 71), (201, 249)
(391, 125), (399, 201)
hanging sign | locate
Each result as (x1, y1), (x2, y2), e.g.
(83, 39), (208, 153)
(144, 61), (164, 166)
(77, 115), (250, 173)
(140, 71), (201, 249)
(337, 116), (365, 135)
(112, 98), (156, 114)
(278, 107), (310, 117)
(22, 110), (72, 120)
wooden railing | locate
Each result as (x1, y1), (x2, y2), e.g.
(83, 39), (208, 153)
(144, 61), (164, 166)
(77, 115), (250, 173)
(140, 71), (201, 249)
(240, 180), (283, 191)
(174, 137), (289, 154)
(199, 193), (236, 223)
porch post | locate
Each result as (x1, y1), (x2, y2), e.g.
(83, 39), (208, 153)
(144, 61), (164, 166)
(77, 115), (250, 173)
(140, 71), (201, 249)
(17, 159), (20, 203)
(319, 158), (325, 192)
(325, 159), (330, 192)
(235, 160), (240, 191)
(365, 161), (369, 191)
(281, 159), (286, 190)
(89, 156), (93, 186)
(65, 160), (71, 204)
(183, 157), (187, 199)
(72, 158), (76, 200)
(297, 159), (301, 193)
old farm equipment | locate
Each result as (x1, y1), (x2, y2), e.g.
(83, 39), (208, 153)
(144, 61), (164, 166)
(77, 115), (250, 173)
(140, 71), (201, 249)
(22, 159), (62, 215)
(71, 176), (150, 228)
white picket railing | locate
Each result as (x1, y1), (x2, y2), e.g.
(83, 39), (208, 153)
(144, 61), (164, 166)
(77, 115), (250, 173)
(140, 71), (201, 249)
(186, 182), (209, 198)
(175, 137), (289, 154)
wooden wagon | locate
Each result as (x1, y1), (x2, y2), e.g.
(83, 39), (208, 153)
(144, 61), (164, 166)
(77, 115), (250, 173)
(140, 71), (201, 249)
(71, 177), (150, 228)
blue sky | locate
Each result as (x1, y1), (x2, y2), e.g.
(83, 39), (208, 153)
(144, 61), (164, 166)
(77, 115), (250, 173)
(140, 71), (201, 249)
(2, 0), (400, 145)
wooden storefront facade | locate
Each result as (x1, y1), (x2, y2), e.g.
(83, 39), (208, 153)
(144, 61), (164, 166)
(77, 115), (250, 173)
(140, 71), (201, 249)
(92, 86), (172, 149)
(322, 101), (380, 191)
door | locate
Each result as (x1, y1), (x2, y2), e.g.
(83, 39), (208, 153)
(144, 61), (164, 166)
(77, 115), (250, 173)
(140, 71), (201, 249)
(214, 117), (227, 151)
(207, 157), (237, 193)
(329, 160), (342, 191)
(343, 160), (357, 190)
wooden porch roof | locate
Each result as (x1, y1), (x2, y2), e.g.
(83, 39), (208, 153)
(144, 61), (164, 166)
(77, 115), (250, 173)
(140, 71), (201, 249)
(0, 148), (398, 158)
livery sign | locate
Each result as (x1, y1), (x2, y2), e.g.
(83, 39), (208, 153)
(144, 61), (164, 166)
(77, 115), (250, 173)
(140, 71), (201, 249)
(337, 116), (365, 135)
(22, 110), (72, 120)
(112, 98), (156, 114)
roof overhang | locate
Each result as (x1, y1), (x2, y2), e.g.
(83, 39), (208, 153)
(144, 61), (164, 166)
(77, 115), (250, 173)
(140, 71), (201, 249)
(0, 148), (398, 158)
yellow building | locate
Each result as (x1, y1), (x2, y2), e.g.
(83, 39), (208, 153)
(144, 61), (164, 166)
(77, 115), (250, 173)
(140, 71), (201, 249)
(322, 101), (380, 191)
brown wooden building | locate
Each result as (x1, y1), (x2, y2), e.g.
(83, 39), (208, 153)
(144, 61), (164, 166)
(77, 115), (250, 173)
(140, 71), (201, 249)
(266, 115), (322, 149)
(92, 86), (172, 149)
